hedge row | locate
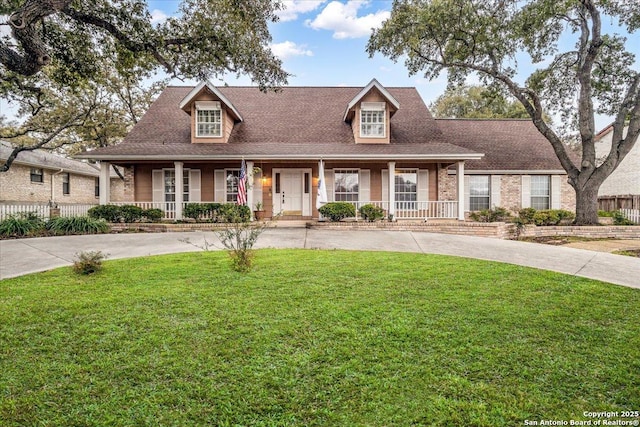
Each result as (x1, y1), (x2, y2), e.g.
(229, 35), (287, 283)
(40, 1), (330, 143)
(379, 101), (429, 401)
(183, 203), (251, 223)
(470, 207), (577, 225)
(88, 205), (163, 223)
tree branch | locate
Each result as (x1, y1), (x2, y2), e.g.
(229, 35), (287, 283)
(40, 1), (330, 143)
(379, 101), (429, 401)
(0, 109), (91, 172)
(61, 7), (175, 75)
(411, 46), (580, 180)
(2, 0), (72, 75)
(575, 0), (603, 171)
(594, 72), (640, 183)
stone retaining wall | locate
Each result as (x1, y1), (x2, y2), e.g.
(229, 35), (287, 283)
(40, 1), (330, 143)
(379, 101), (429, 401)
(308, 220), (514, 239)
(520, 224), (640, 239)
(110, 221), (640, 240)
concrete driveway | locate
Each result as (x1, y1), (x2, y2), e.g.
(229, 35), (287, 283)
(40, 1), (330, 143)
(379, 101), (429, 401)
(1, 229), (639, 289)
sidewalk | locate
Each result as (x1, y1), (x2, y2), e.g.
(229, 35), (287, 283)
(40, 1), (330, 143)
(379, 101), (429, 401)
(1, 229), (639, 288)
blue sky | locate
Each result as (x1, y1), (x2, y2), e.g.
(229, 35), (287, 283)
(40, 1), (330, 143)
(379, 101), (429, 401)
(2, 0), (639, 130)
(149, 0), (453, 100)
(147, 0), (639, 130)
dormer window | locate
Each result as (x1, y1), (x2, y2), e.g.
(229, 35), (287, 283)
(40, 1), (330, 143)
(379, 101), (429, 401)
(360, 102), (386, 137)
(196, 101), (222, 137)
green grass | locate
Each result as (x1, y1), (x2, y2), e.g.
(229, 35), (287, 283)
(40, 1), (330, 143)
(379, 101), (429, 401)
(1, 250), (639, 426)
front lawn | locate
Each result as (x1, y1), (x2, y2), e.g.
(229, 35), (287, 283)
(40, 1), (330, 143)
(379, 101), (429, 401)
(1, 250), (639, 426)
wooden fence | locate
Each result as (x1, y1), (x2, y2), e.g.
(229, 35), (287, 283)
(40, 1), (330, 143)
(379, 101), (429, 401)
(598, 195), (640, 211)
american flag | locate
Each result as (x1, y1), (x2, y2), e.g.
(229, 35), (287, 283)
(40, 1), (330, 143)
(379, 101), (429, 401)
(237, 159), (247, 206)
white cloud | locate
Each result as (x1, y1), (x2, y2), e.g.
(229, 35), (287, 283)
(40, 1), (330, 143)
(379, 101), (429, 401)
(150, 9), (168, 25)
(306, 0), (390, 39)
(270, 41), (314, 60)
(277, 0), (326, 22)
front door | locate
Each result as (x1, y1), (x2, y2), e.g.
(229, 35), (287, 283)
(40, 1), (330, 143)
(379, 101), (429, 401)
(272, 169), (311, 216)
(273, 170), (303, 215)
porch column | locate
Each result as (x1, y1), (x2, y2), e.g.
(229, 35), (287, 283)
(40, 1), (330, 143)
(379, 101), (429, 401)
(388, 161), (396, 220)
(175, 161), (184, 220)
(99, 161), (111, 205)
(456, 161), (465, 220)
(246, 161), (254, 219)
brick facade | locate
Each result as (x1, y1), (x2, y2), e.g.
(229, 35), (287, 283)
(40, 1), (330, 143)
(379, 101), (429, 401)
(595, 128), (639, 196)
(121, 165), (135, 202)
(0, 163), (124, 204)
(438, 166), (576, 213)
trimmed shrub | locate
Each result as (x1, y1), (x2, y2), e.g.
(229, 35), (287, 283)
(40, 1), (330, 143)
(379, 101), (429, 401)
(217, 204), (251, 223)
(144, 208), (164, 222)
(184, 203), (222, 222)
(598, 210), (615, 218)
(517, 208), (537, 225)
(73, 251), (107, 275)
(319, 202), (356, 222)
(469, 207), (511, 223)
(46, 216), (110, 235)
(359, 204), (385, 221)
(88, 205), (122, 222)
(532, 209), (575, 226)
(184, 203), (206, 221)
(613, 211), (634, 225)
(119, 205), (144, 223)
(0, 212), (45, 237)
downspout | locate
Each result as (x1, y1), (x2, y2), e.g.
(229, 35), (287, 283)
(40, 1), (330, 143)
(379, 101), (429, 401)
(50, 168), (64, 207)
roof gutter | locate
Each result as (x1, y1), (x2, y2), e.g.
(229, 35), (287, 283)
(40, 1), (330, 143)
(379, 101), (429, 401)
(75, 153), (485, 162)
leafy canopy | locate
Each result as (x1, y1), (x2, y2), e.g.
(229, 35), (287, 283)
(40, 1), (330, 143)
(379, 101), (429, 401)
(0, 0), (289, 171)
(368, 0), (640, 224)
(430, 84), (530, 119)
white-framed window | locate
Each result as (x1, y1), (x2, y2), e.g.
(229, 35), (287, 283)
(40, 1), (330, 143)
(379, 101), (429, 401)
(226, 169), (241, 203)
(164, 169), (190, 203)
(360, 102), (385, 137)
(395, 169), (417, 206)
(30, 168), (43, 183)
(196, 101), (222, 137)
(62, 173), (70, 195)
(95, 177), (100, 197)
(469, 175), (490, 211)
(334, 169), (359, 201)
(531, 175), (550, 210)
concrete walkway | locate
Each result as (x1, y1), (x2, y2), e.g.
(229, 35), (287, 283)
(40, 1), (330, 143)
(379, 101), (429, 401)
(1, 229), (639, 289)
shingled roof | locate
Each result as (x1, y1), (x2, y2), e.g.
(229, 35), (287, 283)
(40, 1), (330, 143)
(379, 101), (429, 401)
(1, 141), (103, 176)
(436, 118), (571, 172)
(79, 85), (482, 161)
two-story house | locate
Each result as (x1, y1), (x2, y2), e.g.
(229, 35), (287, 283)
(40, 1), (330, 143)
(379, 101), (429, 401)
(77, 79), (575, 221)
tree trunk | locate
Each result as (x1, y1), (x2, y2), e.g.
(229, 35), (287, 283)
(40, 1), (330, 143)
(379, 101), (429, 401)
(573, 180), (600, 225)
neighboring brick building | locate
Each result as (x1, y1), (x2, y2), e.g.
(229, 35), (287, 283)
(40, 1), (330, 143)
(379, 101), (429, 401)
(595, 125), (639, 200)
(0, 141), (124, 205)
(77, 79), (578, 221)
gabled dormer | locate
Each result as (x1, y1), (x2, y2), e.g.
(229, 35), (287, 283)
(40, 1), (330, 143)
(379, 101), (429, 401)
(179, 81), (243, 144)
(343, 79), (400, 144)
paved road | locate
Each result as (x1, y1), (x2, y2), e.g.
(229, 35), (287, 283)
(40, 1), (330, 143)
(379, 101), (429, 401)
(1, 229), (639, 289)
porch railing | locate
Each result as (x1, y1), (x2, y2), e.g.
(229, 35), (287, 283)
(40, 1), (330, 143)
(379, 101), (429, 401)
(0, 200), (461, 222)
(335, 201), (459, 221)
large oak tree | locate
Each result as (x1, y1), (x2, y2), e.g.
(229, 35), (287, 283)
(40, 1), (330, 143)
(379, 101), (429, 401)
(368, 0), (640, 225)
(431, 84), (530, 119)
(1, 0), (289, 171)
